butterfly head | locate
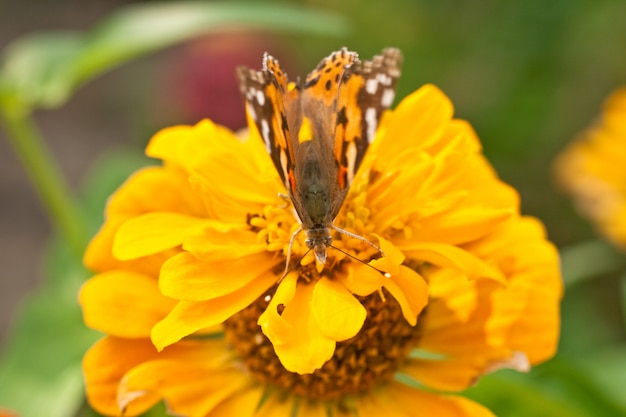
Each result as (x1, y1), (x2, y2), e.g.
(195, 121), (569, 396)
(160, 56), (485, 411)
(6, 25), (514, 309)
(304, 227), (333, 264)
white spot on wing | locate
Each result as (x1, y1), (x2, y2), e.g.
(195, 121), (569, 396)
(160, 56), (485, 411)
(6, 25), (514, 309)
(376, 73), (391, 85)
(255, 89), (265, 105)
(346, 141), (357, 184)
(365, 107), (377, 143)
(381, 88), (395, 108)
(279, 149), (290, 185)
(365, 79), (378, 94)
(261, 119), (271, 152)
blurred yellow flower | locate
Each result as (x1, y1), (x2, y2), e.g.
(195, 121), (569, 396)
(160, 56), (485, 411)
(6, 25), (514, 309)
(81, 84), (561, 416)
(554, 87), (626, 248)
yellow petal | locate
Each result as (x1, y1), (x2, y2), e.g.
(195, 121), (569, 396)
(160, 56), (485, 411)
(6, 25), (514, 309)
(119, 360), (248, 417)
(151, 269), (276, 350)
(183, 227), (266, 261)
(370, 234), (405, 276)
(497, 282), (561, 364)
(373, 381), (496, 417)
(374, 84), (454, 164)
(84, 165), (206, 275)
(210, 386), (264, 417)
(258, 272), (298, 344)
(113, 212), (210, 260)
(146, 120), (239, 169)
(263, 281), (335, 374)
(400, 242), (506, 283)
(147, 120), (282, 223)
(427, 268), (479, 322)
(383, 266), (428, 326)
(83, 337), (162, 416)
(402, 355), (487, 392)
(84, 336), (232, 416)
(467, 216), (562, 363)
(312, 277), (366, 341)
(340, 264), (387, 296)
(413, 206), (514, 245)
(80, 271), (175, 338)
(145, 124), (196, 165)
(106, 166), (206, 218)
(159, 251), (277, 301)
(354, 392), (407, 417)
(84, 216), (166, 276)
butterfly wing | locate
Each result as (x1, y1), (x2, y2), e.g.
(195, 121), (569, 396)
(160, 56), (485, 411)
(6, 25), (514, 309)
(333, 48), (403, 190)
(237, 54), (300, 194)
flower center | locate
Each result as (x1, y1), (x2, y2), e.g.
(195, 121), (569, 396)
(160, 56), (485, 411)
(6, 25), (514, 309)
(223, 286), (423, 401)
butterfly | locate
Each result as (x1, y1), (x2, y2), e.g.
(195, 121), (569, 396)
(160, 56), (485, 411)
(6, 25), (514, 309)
(237, 47), (402, 270)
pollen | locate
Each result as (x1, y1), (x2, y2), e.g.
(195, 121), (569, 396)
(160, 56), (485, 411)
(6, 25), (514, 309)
(248, 204), (298, 256)
(223, 287), (424, 401)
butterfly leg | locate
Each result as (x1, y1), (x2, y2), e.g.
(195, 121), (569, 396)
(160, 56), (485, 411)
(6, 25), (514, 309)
(276, 193), (291, 209)
(280, 226), (303, 281)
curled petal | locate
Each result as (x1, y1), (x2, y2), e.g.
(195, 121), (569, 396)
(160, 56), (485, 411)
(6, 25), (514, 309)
(119, 360), (248, 417)
(342, 264), (388, 296)
(370, 234), (405, 276)
(83, 337), (161, 416)
(383, 266), (429, 326)
(257, 272), (298, 344)
(260, 278), (335, 374)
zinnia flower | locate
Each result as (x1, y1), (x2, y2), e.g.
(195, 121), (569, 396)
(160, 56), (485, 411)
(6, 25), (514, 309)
(81, 54), (561, 416)
(554, 87), (626, 248)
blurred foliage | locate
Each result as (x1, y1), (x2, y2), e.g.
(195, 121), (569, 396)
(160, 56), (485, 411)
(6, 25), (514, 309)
(0, 2), (348, 112)
(1, 0), (626, 416)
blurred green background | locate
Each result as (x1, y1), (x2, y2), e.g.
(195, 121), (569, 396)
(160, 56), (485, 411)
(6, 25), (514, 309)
(1, 0), (626, 416)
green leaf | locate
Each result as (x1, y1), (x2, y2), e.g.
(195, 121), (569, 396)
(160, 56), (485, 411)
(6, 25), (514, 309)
(0, 239), (97, 417)
(0, 148), (150, 417)
(560, 239), (625, 288)
(622, 274), (626, 327)
(575, 346), (626, 410)
(0, 2), (349, 111)
(464, 358), (626, 417)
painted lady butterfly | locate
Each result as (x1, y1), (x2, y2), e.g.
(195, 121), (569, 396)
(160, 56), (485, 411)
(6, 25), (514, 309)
(237, 47), (402, 270)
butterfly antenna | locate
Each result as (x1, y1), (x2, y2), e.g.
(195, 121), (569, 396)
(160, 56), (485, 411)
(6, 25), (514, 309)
(329, 244), (391, 278)
(332, 225), (386, 258)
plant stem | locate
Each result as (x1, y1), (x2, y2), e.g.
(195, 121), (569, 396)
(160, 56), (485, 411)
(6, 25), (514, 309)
(0, 105), (88, 258)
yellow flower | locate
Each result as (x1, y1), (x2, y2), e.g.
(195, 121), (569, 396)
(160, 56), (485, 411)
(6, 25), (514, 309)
(554, 87), (626, 248)
(81, 83), (561, 416)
